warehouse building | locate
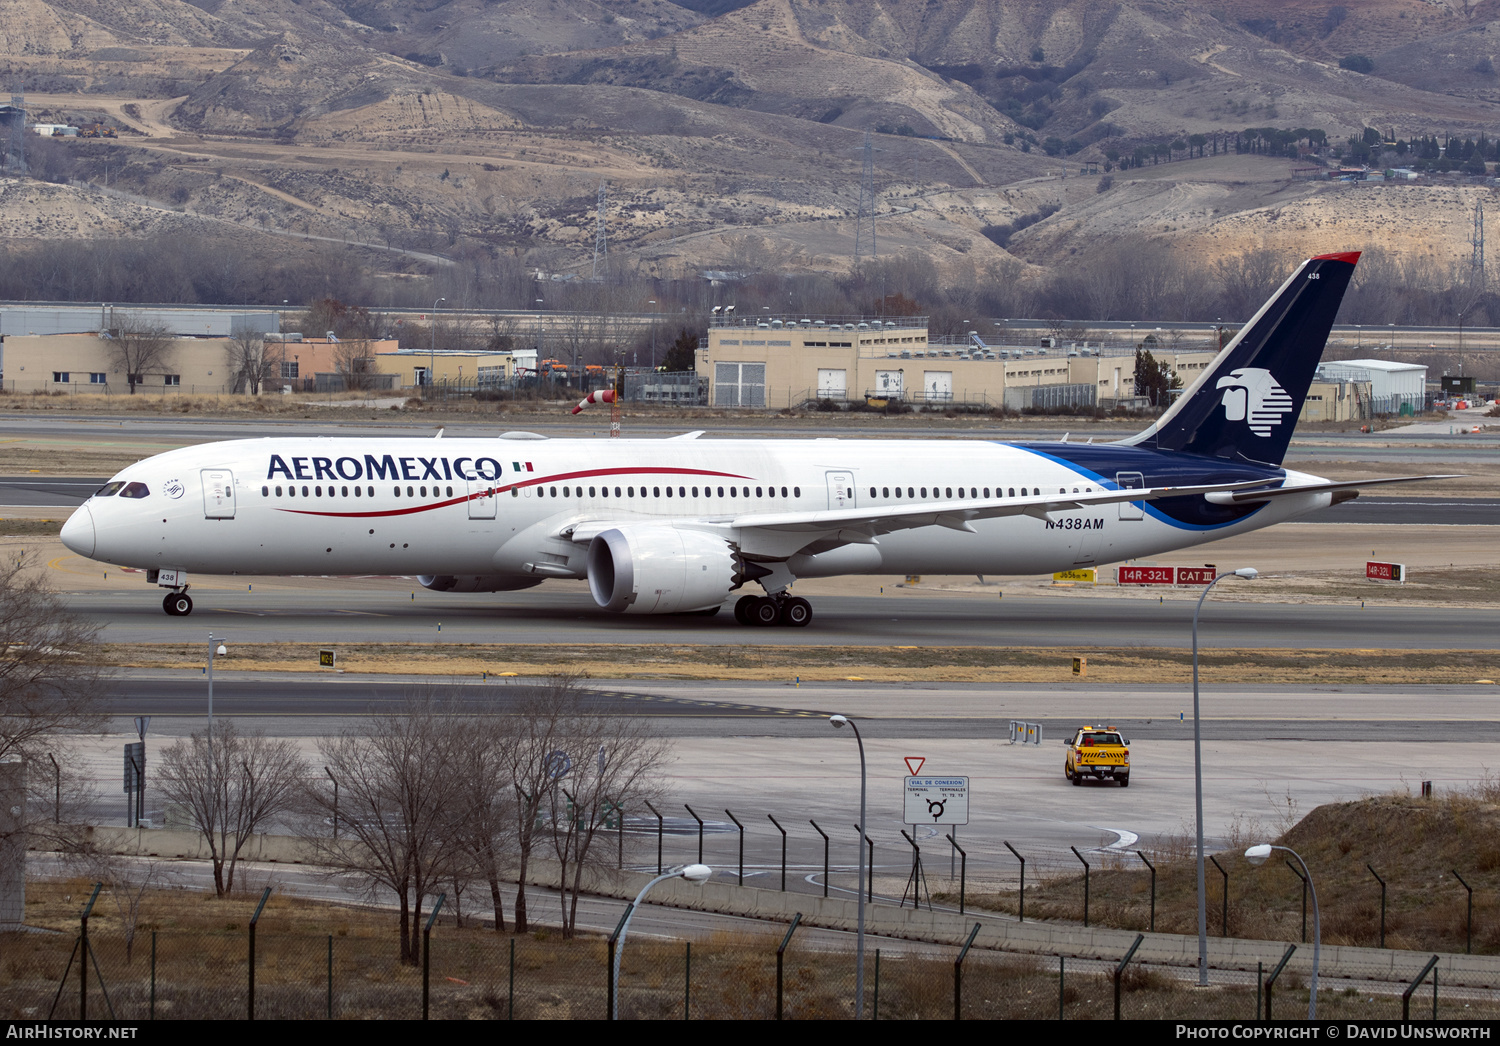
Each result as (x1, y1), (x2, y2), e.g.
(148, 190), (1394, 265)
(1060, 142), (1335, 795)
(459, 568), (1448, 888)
(1315, 359), (1427, 415)
(699, 315), (1217, 410)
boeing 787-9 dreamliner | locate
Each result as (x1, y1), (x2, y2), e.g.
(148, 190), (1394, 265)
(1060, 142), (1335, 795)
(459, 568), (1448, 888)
(59, 251), (1449, 626)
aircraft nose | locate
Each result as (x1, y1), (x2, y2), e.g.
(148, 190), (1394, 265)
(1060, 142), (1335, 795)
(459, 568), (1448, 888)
(60, 505), (95, 558)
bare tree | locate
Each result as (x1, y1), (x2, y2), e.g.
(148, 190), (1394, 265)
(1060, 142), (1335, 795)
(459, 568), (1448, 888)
(110, 318), (174, 394)
(449, 715), (518, 933)
(306, 696), (467, 963)
(508, 678), (575, 935)
(225, 329), (279, 395)
(547, 714), (669, 937)
(332, 339), (376, 392)
(70, 850), (161, 963)
(0, 552), (107, 765)
(156, 720), (308, 896)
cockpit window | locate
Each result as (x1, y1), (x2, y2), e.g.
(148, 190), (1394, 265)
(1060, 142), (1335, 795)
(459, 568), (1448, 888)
(118, 482), (150, 499)
(94, 481), (126, 498)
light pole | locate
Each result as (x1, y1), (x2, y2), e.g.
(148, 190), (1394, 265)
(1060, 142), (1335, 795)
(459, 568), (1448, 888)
(429, 297), (445, 388)
(647, 300), (657, 368)
(1192, 568), (1257, 985)
(611, 863), (711, 1018)
(1247, 843), (1320, 1017)
(830, 714), (868, 1019)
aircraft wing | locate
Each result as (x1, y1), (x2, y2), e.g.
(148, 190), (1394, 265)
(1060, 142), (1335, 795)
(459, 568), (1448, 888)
(1203, 474), (1462, 505)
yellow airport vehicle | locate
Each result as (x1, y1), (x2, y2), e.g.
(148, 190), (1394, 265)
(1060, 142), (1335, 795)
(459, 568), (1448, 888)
(1064, 725), (1130, 787)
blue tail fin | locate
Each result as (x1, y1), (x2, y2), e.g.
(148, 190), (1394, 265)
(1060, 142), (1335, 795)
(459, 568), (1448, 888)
(1129, 251), (1359, 467)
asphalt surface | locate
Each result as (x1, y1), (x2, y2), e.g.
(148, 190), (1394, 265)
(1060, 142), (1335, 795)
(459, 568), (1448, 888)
(62, 586), (1500, 649)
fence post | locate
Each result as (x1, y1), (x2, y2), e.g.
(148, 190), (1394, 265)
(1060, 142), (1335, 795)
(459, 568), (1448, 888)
(606, 903), (632, 1021)
(1368, 864), (1386, 948)
(1264, 944), (1296, 1021)
(1286, 858), (1309, 943)
(1071, 846), (1090, 927)
(644, 800), (663, 874)
(684, 940), (690, 1021)
(725, 808), (744, 883)
(617, 801), (624, 870)
(1255, 961), (1262, 1020)
(810, 819), (829, 897)
(684, 803), (704, 864)
(1004, 841), (1025, 921)
(873, 949), (880, 1020)
(1402, 955), (1440, 1021)
(953, 922), (981, 1020)
(248, 886), (272, 1021)
(768, 815), (788, 891)
(1453, 870), (1473, 954)
(1058, 955), (1065, 1020)
(509, 937), (515, 1020)
(946, 833), (967, 914)
(1113, 934), (1145, 1020)
(421, 893), (445, 1020)
(80, 882), (100, 1022)
(1209, 854), (1228, 937)
(1136, 850), (1156, 931)
(775, 913), (802, 1020)
(150, 930), (157, 1020)
(326, 934), (333, 1019)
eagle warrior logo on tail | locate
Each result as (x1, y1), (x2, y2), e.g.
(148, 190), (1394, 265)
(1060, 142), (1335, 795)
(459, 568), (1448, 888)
(1216, 367), (1294, 437)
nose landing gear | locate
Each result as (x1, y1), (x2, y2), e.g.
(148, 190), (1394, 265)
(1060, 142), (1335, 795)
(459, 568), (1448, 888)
(733, 593), (812, 627)
(162, 591), (193, 616)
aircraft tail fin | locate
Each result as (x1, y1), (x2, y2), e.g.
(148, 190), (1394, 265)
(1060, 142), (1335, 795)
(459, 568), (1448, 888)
(1126, 251), (1359, 467)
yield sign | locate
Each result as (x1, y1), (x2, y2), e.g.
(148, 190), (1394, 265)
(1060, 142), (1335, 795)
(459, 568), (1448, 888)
(904, 756), (926, 776)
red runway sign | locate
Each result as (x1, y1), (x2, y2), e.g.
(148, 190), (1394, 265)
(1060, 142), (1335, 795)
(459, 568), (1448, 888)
(1118, 565), (1175, 585)
(1367, 561), (1404, 583)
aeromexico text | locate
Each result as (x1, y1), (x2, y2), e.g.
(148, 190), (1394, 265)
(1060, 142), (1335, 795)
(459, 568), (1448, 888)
(266, 453), (516, 484)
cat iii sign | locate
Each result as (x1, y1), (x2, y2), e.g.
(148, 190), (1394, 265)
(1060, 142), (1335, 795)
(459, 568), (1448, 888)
(904, 776), (969, 825)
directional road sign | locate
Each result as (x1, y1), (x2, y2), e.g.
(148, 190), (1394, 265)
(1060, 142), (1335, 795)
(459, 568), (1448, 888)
(904, 776), (969, 825)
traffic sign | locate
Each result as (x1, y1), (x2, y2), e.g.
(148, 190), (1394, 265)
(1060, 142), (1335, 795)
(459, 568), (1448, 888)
(319, 649), (336, 669)
(904, 756), (925, 776)
(904, 776), (969, 825)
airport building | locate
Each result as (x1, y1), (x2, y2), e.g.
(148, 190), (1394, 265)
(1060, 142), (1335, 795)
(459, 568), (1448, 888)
(1, 331), (395, 394)
(1315, 359), (1427, 415)
(1298, 378), (1374, 423)
(698, 315), (1218, 410)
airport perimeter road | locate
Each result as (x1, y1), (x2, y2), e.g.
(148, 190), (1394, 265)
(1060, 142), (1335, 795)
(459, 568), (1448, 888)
(63, 585), (1500, 649)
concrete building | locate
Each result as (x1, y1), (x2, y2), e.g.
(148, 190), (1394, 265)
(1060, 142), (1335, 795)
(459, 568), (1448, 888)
(699, 316), (1217, 410)
(0, 304), (280, 338)
(1, 332), (394, 394)
(368, 348), (520, 390)
(1316, 359), (1427, 414)
(1298, 379), (1373, 423)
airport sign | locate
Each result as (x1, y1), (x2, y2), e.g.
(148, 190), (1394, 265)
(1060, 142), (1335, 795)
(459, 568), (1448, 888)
(904, 776), (969, 826)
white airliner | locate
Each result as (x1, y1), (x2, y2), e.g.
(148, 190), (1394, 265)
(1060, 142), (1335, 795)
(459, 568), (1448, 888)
(59, 251), (1448, 626)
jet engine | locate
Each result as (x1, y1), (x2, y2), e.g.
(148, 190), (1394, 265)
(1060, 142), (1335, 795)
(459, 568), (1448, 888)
(418, 575), (544, 593)
(586, 526), (736, 614)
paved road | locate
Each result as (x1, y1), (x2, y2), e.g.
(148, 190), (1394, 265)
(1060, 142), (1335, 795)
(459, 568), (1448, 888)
(63, 586), (1500, 649)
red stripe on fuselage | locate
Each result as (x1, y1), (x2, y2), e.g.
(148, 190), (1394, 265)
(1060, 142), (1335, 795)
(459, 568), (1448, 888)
(273, 465), (753, 519)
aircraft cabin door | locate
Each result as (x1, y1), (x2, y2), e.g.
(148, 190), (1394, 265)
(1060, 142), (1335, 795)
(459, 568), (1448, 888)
(467, 477), (497, 520)
(826, 471), (856, 511)
(1116, 472), (1144, 521)
(201, 469), (236, 519)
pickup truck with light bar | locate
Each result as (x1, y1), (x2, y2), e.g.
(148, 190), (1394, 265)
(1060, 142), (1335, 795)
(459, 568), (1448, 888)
(1065, 726), (1130, 787)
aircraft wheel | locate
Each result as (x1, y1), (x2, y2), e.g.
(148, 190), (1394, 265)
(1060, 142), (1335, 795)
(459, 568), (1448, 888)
(750, 597), (781, 627)
(780, 597), (813, 627)
(163, 592), (193, 616)
(734, 595), (758, 625)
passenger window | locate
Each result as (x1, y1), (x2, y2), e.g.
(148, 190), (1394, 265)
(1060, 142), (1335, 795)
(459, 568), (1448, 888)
(983, 488), (990, 498)
(666, 487), (673, 498)
(302, 486), (309, 497)
(920, 488), (927, 498)
(615, 487), (622, 497)
(781, 486), (788, 498)
(882, 487), (889, 498)
(408, 486), (415, 497)
(717, 487), (724, 496)
(946, 487), (953, 498)
(590, 486), (597, 497)
(756, 487), (763, 497)
(119, 482), (150, 499)
(908, 488), (914, 498)
(262, 486), (269, 497)
(354, 487), (361, 498)
(368, 487), (374, 497)
(276, 486), (283, 496)
(794, 487), (800, 497)
(894, 487), (901, 498)
(1008, 488), (1015, 497)
(342, 486), (349, 497)
(628, 487), (635, 496)
(653, 487), (660, 497)
(315, 486), (323, 497)
(679, 486), (686, 497)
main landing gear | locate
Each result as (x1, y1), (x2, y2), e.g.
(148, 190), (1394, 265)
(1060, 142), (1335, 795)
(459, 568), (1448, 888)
(162, 591), (193, 616)
(733, 593), (812, 628)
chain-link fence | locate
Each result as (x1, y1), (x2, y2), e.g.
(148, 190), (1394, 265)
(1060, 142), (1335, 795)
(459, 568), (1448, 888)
(12, 915), (1500, 1021)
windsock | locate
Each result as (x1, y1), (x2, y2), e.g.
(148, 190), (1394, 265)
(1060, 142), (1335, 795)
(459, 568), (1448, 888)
(571, 389), (616, 414)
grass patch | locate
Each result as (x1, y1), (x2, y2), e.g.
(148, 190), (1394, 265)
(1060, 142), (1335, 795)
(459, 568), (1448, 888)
(0, 518), (63, 536)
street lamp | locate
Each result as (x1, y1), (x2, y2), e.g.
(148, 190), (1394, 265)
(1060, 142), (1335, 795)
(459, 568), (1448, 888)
(611, 863), (711, 1018)
(206, 633), (227, 742)
(429, 297), (446, 388)
(830, 714), (868, 1019)
(1247, 843), (1320, 1017)
(1192, 568), (1257, 985)
(648, 300), (657, 368)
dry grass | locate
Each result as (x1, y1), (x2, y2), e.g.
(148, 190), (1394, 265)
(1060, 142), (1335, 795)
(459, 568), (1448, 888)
(954, 789), (1500, 956)
(99, 640), (1500, 685)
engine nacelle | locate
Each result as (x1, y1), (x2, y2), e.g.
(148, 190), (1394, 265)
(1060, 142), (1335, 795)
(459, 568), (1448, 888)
(418, 574), (544, 593)
(587, 526), (736, 614)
